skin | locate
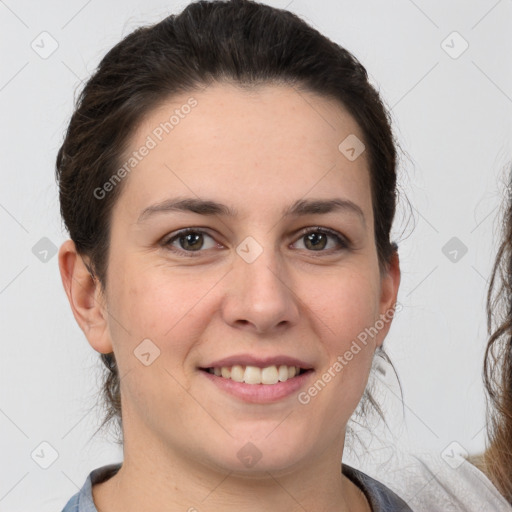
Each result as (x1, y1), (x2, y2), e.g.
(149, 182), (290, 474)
(59, 83), (400, 512)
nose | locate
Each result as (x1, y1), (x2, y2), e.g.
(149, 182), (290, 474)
(220, 247), (301, 334)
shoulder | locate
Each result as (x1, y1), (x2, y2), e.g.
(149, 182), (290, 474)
(343, 464), (413, 511)
(360, 451), (512, 512)
(60, 463), (122, 512)
(61, 492), (79, 512)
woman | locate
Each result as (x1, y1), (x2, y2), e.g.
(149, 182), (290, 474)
(57, 1), (406, 510)
(355, 177), (512, 511)
(482, 175), (512, 505)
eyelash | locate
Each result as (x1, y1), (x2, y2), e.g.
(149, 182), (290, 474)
(161, 227), (351, 258)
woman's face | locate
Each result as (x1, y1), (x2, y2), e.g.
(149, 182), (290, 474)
(84, 83), (399, 474)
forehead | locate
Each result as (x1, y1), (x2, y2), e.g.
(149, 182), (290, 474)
(116, 83), (372, 219)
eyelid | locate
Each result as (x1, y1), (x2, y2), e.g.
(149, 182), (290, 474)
(291, 226), (351, 251)
(162, 227), (217, 242)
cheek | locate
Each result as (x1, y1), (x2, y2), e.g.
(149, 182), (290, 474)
(104, 266), (212, 414)
(312, 271), (381, 348)
(308, 272), (381, 397)
(106, 263), (219, 360)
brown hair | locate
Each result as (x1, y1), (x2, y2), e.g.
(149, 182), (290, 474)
(56, 0), (399, 439)
(483, 176), (512, 503)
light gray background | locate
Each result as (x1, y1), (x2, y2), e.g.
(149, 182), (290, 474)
(1, 0), (511, 510)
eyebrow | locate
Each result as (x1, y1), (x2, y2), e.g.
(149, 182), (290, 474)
(137, 197), (365, 224)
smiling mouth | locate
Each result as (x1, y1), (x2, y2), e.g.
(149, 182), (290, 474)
(200, 365), (311, 385)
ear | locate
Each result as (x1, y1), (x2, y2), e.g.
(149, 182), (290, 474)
(58, 239), (113, 354)
(375, 250), (401, 348)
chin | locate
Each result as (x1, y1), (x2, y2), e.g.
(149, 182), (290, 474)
(199, 434), (312, 477)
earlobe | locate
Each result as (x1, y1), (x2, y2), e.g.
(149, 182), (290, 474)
(58, 240), (113, 354)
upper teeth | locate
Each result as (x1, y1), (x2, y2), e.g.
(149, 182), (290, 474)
(208, 365), (301, 385)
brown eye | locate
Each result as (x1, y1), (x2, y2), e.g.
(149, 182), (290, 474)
(293, 228), (349, 253)
(178, 232), (204, 251)
(303, 232), (328, 251)
(163, 229), (218, 256)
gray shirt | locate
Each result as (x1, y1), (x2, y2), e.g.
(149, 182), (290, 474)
(61, 463), (412, 511)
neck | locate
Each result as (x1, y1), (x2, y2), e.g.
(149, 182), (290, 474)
(92, 422), (368, 512)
